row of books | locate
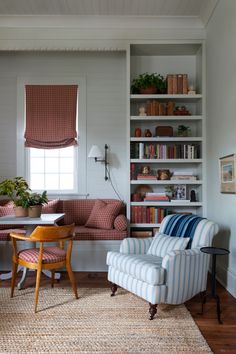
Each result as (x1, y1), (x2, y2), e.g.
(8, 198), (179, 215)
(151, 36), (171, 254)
(171, 171), (197, 180)
(167, 74), (188, 95)
(131, 206), (171, 224)
(145, 100), (176, 116)
(131, 142), (201, 159)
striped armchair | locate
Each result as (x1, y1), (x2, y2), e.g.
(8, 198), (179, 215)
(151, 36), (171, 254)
(106, 214), (219, 320)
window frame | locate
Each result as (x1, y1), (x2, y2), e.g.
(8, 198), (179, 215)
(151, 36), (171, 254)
(17, 76), (87, 196)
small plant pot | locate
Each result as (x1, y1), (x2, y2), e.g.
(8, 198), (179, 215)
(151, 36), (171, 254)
(28, 205), (42, 218)
(140, 86), (157, 94)
(14, 206), (28, 217)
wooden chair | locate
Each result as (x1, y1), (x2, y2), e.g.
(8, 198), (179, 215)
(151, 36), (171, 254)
(10, 224), (78, 312)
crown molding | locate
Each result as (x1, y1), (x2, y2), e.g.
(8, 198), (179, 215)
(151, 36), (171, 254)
(199, 0), (219, 26)
(0, 15), (204, 29)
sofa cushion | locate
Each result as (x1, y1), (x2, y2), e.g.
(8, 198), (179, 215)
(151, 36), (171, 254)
(0, 202), (25, 231)
(85, 200), (122, 230)
(114, 214), (128, 231)
(0, 228), (26, 241)
(42, 199), (59, 214)
(147, 233), (189, 257)
(107, 251), (164, 285)
(73, 226), (126, 240)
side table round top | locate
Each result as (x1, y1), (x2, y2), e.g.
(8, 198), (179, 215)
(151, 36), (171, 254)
(200, 246), (230, 256)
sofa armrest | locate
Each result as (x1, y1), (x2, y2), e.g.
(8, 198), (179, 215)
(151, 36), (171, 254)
(161, 247), (210, 304)
(119, 237), (153, 254)
(114, 214), (128, 231)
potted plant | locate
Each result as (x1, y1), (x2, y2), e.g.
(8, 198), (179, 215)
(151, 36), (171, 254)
(177, 125), (191, 137)
(0, 177), (30, 217)
(27, 191), (48, 218)
(131, 73), (167, 94)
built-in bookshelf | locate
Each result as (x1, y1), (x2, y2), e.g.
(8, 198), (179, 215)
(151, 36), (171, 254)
(127, 42), (205, 237)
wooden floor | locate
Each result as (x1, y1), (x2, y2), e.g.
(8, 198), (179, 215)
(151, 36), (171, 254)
(1, 271), (236, 354)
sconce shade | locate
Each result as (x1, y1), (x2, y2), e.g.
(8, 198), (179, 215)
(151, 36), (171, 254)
(88, 145), (103, 159)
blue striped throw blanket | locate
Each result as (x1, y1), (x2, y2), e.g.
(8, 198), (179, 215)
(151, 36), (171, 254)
(162, 214), (204, 247)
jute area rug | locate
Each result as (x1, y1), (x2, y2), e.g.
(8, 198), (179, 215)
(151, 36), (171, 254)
(0, 287), (212, 354)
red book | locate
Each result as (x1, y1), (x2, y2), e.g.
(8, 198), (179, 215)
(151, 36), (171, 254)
(172, 75), (178, 94)
(177, 74), (183, 94)
(183, 74), (188, 94)
(167, 74), (173, 94)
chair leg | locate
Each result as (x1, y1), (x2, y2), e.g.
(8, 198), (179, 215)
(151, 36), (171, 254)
(11, 261), (18, 298)
(35, 269), (42, 313)
(110, 283), (118, 296)
(66, 262), (78, 299)
(51, 270), (55, 288)
(149, 303), (157, 320)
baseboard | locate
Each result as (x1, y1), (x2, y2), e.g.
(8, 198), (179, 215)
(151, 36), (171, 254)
(216, 263), (236, 298)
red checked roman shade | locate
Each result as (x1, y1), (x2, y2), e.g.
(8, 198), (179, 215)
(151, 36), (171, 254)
(25, 85), (78, 149)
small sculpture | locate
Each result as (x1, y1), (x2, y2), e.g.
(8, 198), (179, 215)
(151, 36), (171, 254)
(141, 166), (151, 175)
(190, 190), (197, 202)
(139, 106), (147, 116)
(157, 169), (171, 180)
(135, 127), (142, 137)
(144, 129), (152, 137)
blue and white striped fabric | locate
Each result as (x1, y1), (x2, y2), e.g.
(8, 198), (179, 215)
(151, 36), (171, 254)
(119, 237), (153, 254)
(107, 251), (164, 285)
(162, 247), (210, 304)
(147, 233), (189, 257)
(108, 266), (167, 304)
(159, 214), (204, 247)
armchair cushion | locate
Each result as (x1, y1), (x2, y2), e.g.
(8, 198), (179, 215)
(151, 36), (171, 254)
(107, 252), (164, 285)
(147, 233), (189, 257)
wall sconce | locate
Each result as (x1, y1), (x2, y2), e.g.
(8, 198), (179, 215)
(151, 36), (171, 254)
(88, 144), (109, 181)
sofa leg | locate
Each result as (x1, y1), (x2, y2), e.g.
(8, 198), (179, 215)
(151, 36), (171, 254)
(149, 303), (157, 320)
(111, 283), (118, 297)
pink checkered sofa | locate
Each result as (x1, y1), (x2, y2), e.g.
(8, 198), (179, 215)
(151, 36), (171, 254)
(0, 199), (128, 241)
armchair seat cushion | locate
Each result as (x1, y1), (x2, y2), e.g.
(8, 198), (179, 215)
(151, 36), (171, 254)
(107, 251), (164, 286)
(18, 246), (66, 264)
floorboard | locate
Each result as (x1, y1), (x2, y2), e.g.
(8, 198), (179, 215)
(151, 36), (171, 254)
(1, 271), (236, 353)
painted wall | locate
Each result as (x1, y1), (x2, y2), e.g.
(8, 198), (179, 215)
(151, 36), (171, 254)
(206, 0), (236, 297)
(0, 51), (127, 201)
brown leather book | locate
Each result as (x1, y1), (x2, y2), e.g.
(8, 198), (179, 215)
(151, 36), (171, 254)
(167, 74), (173, 94)
(177, 74), (183, 94)
(172, 74), (178, 94)
(183, 74), (188, 94)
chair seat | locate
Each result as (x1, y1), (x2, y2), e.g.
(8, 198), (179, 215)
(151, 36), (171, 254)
(18, 246), (66, 264)
(107, 252), (164, 286)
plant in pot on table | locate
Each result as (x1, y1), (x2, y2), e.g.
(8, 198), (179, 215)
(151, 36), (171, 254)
(131, 73), (167, 94)
(0, 177), (30, 217)
(27, 191), (48, 218)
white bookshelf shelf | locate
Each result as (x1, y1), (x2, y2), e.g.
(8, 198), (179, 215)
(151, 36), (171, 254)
(130, 94), (202, 100)
(131, 180), (202, 185)
(130, 137), (202, 142)
(130, 115), (202, 121)
(130, 159), (203, 163)
(131, 202), (202, 207)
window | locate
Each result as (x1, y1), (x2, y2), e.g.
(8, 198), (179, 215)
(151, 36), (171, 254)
(17, 76), (87, 195)
(28, 146), (77, 192)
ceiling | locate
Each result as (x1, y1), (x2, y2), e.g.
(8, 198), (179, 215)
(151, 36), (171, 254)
(0, 0), (218, 26)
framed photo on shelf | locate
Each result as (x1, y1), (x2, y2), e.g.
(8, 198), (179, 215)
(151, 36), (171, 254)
(219, 154), (236, 193)
(173, 184), (187, 200)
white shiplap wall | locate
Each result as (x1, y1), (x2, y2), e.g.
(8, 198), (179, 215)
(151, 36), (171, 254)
(0, 51), (127, 200)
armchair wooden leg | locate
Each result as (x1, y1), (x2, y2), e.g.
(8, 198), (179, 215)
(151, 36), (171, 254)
(11, 261), (18, 298)
(66, 262), (78, 299)
(35, 269), (42, 313)
(149, 303), (157, 320)
(110, 283), (118, 296)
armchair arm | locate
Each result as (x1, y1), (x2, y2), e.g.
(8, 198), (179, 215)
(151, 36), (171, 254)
(161, 247), (210, 304)
(119, 237), (153, 254)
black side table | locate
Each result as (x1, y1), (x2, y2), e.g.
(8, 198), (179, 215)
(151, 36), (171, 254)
(200, 246), (230, 324)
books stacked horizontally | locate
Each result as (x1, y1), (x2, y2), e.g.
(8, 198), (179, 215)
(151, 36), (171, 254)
(137, 174), (156, 180)
(131, 230), (153, 238)
(144, 192), (169, 202)
(171, 171), (197, 180)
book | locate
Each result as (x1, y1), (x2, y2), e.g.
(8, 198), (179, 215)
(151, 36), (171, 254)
(167, 74), (173, 94)
(177, 74), (183, 94)
(171, 199), (190, 203)
(183, 74), (188, 94)
(172, 74), (178, 94)
(131, 230), (153, 238)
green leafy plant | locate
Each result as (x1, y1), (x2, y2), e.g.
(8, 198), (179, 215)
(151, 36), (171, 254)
(27, 191), (48, 206)
(131, 73), (167, 94)
(0, 177), (30, 207)
(178, 125), (191, 136)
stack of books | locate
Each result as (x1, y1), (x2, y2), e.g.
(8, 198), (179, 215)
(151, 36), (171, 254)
(131, 230), (153, 238)
(137, 174), (156, 180)
(144, 192), (169, 202)
(171, 171), (197, 180)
